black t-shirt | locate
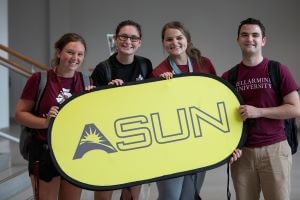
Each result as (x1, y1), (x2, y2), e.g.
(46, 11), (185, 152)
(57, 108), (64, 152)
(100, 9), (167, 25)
(91, 54), (152, 86)
(110, 55), (141, 83)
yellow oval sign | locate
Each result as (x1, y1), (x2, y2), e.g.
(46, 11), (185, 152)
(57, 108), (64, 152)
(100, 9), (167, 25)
(49, 74), (245, 190)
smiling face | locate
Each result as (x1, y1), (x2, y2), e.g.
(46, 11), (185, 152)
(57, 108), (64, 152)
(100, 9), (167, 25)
(237, 24), (266, 56)
(56, 41), (85, 73)
(114, 25), (141, 56)
(163, 28), (188, 57)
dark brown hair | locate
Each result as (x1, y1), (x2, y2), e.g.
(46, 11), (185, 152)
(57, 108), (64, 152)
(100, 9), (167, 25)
(115, 20), (142, 38)
(238, 18), (266, 37)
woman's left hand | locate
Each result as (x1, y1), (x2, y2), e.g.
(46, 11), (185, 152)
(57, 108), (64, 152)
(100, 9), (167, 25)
(85, 85), (96, 91)
(160, 71), (174, 80)
(42, 106), (59, 127)
(46, 106), (59, 119)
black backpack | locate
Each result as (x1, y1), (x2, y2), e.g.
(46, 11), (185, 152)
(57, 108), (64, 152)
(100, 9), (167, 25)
(227, 60), (298, 154)
(19, 71), (90, 160)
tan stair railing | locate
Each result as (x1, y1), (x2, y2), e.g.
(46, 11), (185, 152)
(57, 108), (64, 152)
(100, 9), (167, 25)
(0, 43), (48, 77)
(0, 44), (49, 142)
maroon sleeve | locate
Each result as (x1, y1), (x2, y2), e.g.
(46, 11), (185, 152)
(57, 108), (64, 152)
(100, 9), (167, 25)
(221, 71), (229, 80)
(151, 68), (164, 78)
(279, 64), (299, 97)
(20, 72), (40, 101)
(151, 59), (172, 78)
(209, 65), (217, 75)
(150, 69), (160, 78)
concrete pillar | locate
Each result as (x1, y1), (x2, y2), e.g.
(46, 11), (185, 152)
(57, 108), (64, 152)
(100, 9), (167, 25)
(0, 0), (9, 128)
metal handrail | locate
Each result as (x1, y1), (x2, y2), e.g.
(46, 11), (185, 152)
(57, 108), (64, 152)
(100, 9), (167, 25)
(0, 43), (48, 71)
(0, 44), (49, 143)
(0, 131), (19, 143)
(0, 56), (31, 77)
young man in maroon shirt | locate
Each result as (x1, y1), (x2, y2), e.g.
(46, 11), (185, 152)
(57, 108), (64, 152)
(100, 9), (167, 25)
(222, 18), (300, 200)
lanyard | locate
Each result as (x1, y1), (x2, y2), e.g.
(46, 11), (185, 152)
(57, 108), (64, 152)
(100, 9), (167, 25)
(168, 56), (193, 74)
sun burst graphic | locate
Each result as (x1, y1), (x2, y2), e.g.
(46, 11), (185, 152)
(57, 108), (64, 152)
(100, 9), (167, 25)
(80, 128), (103, 144)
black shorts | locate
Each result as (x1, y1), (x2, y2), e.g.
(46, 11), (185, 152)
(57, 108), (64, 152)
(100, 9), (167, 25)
(28, 139), (60, 182)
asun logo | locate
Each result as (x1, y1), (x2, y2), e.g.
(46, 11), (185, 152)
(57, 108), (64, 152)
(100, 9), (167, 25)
(73, 124), (117, 159)
(73, 102), (230, 160)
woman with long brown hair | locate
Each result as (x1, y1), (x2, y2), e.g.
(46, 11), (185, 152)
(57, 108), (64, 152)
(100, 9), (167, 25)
(151, 21), (216, 200)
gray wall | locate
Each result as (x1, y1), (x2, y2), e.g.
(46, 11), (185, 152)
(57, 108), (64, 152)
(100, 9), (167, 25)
(8, 0), (49, 117)
(7, 0), (300, 117)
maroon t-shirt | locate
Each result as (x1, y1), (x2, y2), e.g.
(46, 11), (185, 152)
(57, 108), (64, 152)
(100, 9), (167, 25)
(21, 69), (86, 141)
(222, 58), (299, 147)
(151, 56), (217, 77)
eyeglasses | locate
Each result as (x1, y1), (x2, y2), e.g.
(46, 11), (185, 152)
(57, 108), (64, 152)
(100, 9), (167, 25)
(117, 35), (141, 42)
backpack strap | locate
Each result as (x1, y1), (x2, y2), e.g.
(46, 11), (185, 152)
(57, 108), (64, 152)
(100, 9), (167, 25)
(33, 71), (48, 113)
(267, 60), (281, 100)
(80, 72), (91, 88)
(227, 64), (240, 86)
(135, 55), (149, 78)
(103, 60), (112, 82)
(31, 71), (47, 199)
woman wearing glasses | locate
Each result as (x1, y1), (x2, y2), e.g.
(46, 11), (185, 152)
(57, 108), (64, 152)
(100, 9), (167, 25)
(91, 20), (152, 200)
(91, 20), (152, 87)
(151, 21), (217, 200)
